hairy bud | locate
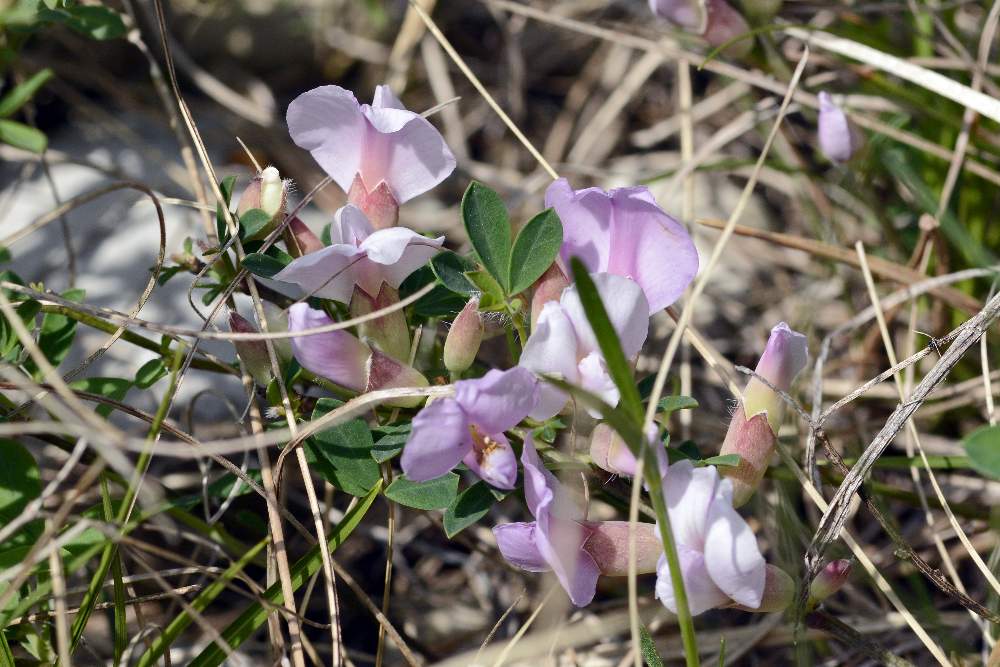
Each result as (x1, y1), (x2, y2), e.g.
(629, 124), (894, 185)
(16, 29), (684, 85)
(228, 311), (271, 385)
(589, 423), (638, 476)
(444, 297), (483, 373)
(238, 166), (288, 240)
(284, 216), (324, 257)
(809, 559), (851, 605)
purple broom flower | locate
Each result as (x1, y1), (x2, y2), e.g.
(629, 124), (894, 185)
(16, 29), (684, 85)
(545, 179), (698, 314)
(287, 85), (456, 228)
(520, 273), (649, 421)
(400, 367), (540, 489)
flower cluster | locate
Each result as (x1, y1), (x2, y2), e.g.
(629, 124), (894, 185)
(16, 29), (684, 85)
(223, 80), (843, 620)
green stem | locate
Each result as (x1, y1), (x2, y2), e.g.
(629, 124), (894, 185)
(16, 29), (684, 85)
(641, 447), (700, 667)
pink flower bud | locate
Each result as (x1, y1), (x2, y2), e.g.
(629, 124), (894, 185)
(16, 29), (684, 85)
(228, 311), (271, 385)
(237, 167), (288, 240)
(818, 92), (861, 164)
(530, 262), (570, 330)
(720, 322), (807, 506)
(284, 216), (324, 258)
(589, 423), (638, 476)
(349, 284), (411, 363)
(366, 348), (429, 408)
(809, 559), (851, 605)
(444, 297), (483, 373)
(727, 564), (795, 613)
(582, 521), (662, 576)
(348, 173), (399, 230)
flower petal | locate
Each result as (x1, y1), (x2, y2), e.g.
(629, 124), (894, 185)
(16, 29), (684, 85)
(286, 86), (366, 195)
(330, 204), (374, 247)
(359, 226), (444, 288)
(577, 351), (620, 416)
(540, 520), (600, 608)
(605, 188), (698, 313)
(648, 0), (703, 29)
(454, 367), (540, 435)
(520, 435), (557, 520)
(400, 397), (471, 482)
(359, 106), (456, 204)
(273, 243), (365, 303)
(520, 302), (580, 421)
(743, 322), (808, 432)
(463, 430), (518, 490)
(493, 522), (549, 572)
(560, 273), (649, 358)
(655, 548), (730, 616)
(372, 84), (405, 110)
(286, 304), (370, 391)
(703, 478), (766, 609)
(660, 460), (717, 550)
(818, 91), (855, 164)
(546, 178), (613, 273)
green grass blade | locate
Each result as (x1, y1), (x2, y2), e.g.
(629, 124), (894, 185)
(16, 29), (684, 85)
(568, 258), (644, 423)
(135, 537), (268, 667)
(639, 625), (664, 667)
(100, 476), (127, 665)
(187, 481), (382, 667)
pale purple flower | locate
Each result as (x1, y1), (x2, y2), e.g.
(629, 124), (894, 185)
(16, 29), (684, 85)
(286, 303), (427, 404)
(818, 92), (856, 164)
(273, 204), (443, 303)
(287, 85), (456, 208)
(545, 179), (698, 314)
(654, 460), (766, 616)
(648, 0), (751, 55)
(400, 367), (540, 489)
(520, 273), (649, 421)
(493, 437), (600, 606)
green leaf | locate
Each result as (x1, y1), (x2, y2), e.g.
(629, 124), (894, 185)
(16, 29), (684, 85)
(241, 252), (289, 279)
(238, 208), (272, 241)
(304, 398), (381, 497)
(443, 482), (505, 537)
(135, 358), (167, 389)
(0, 68), (53, 118)
(0, 247), (10, 263)
(187, 483), (381, 667)
(508, 208), (562, 295)
(0, 439), (40, 530)
(656, 395), (699, 419)
(466, 270), (505, 310)
(462, 182), (512, 292)
(38, 5), (126, 40)
(385, 473), (459, 510)
(0, 119), (46, 152)
(430, 251), (478, 296)
(399, 265), (468, 318)
(963, 425), (1000, 480)
(568, 259), (643, 423)
(639, 625), (665, 667)
(371, 424), (411, 463)
(1, 298), (39, 358)
(701, 453), (741, 468)
(69, 377), (131, 419)
(216, 175), (237, 244)
(26, 287), (84, 377)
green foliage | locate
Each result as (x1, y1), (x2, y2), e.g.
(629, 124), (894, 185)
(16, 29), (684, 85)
(371, 423), (411, 463)
(134, 358), (167, 389)
(431, 250), (478, 296)
(0, 67), (52, 117)
(238, 208), (273, 241)
(241, 250), (291, 279)
(656, 395), (699, 419)
(443, 481), (506, 537)
(305, 398), (381, 497)
(508, 208), (562, 295)
(0, 439), (40, 531)
(639, 625), (665, 667)
(462, 181), (512, 292)
(385, 473), (459, 510)
(0, 118), (45, 152)
(69, 377), (130, 418)
(215, 175), (238, 244)
(963, 425), (1000, 480)
(25, 287), (84, 378)
(0, 297), (39, 361)
(36, 4), (126, 40)
(399, 265), (468, 318)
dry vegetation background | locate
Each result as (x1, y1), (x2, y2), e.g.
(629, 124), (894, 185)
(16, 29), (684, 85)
(3, 0), (1000, 665)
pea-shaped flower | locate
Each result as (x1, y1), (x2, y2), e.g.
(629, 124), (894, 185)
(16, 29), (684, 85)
(545, 179), (698, 315)
(400, 367), (540, 490)
(287, 85), (456, 228)
(520, 273), (649, 421)
(654, 460), (766, 615)
(818, 91), (860, 164)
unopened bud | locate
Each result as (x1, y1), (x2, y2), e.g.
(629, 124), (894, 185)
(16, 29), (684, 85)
(721, 322), (808, 506)
(728, 564), (795, 613)
(284, 216), (324, 257)
(348, 173), (399, 230)
(229, 311), (271, 385)
(818, 92), (862, 164)
(366, 348), (429, 408)
(582, 521), (662, 576)
(809, 559), (851, 605)
(590, 423), (638, 476)
(238, 166), (288, 240)
(649, 0), (751, 57)
(530, 262), (570, 329)
(444, 297), (483, 373)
